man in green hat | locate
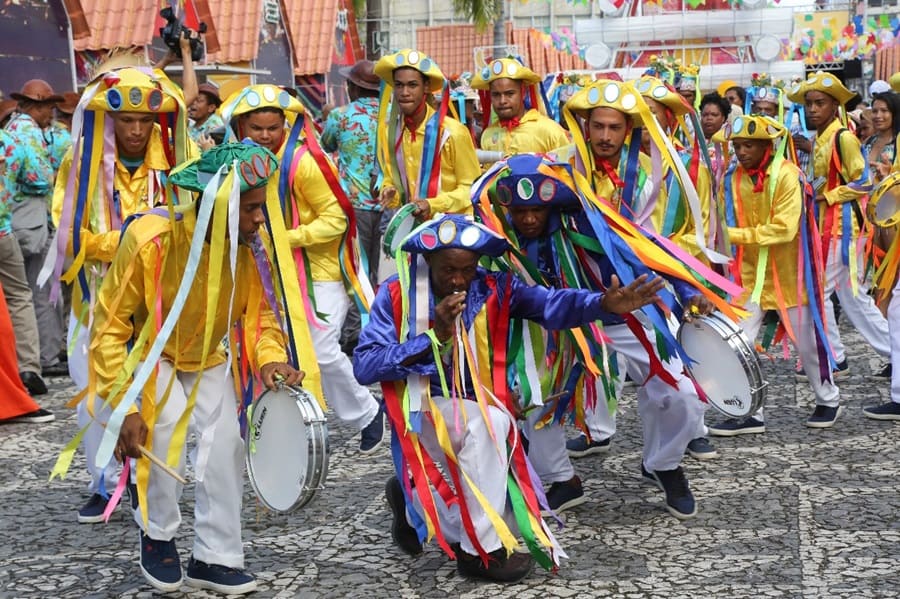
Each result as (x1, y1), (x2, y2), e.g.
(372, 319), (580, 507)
(91, 142), (302, 595)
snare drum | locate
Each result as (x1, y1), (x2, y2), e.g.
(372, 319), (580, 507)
(870, 171), (900, 228)
(246, 386), (328, 512)
(677, 312), (767, 419)
(382, 203), (420, 257)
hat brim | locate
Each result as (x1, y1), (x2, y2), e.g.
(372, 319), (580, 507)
(374, 58), (445, 94)
(10, 92), (64, 103)
(340, 66), (381, 91)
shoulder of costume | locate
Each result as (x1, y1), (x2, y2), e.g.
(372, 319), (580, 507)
(121, 207), (186, 248)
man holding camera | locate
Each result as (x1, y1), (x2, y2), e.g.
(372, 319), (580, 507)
(188, 83), (224, 149)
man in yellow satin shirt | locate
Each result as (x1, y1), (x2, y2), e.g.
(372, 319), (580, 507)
(472, 58), (569, 158)
(95, 143), (302, 595)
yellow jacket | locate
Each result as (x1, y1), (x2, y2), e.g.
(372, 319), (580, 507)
(384, 106), (480, 214)
(272, 143), (346, 281)
(726, 160), (804, 309)
(480, 109), (570, 156)
(813, 118), (869, 237)
(52, 128), (195, 321)
(90, 205), (287, 411)
(590, 153), (664, 227)
(650, 153), (712, 262)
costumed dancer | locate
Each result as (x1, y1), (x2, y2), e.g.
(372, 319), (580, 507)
(353, 213), (666, 581)
(473, 153), (741, 519)
(561, 79), (729, 459)
(54, 143), (303, 594)
(373, 49), (481, 220)
(46, 66), (194, 523)
(786, 72), (886, 388)
(472, 58), (569, 160)
(705, 115), (841, 434)
(218, 84), (381, 452)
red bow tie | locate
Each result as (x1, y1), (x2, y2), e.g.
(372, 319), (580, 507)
(745, 147), (774, 193)
(595, 157), (625, 189)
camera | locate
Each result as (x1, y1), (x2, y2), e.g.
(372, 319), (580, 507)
(159, 7), (207, 62)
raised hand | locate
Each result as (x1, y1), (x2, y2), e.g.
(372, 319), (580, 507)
(600, 274), (665, 315)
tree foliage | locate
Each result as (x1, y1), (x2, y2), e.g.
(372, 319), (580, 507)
(452, 0), (501, 31)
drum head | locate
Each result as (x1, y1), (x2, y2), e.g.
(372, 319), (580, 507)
(679, 317), (755, 418)
(875, 182), (900, 227)
(246, 388), (312, 512)
(382, 203), (419, 256)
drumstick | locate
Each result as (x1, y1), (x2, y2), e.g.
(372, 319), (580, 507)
(138, 444), (187, 485)
(521, 391), (569, 415)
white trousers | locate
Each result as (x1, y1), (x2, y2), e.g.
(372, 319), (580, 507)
(413, 397), (513, 554)
(311, 281), (379, 430)
(566, 323), (704, 472)
(890, 277), (900, 404)
(741, 303), (839, 422)
(138, 361), (245, 568)
(70, 312), (119, 495)
(823, 240), (890, 362)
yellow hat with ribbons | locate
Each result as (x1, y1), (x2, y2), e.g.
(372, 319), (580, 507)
(219, 84), (305, 122)
(85, 67), (181, 113)
(471, 58), (542, 90)
(634, 75), (691, 116)
(786, 71), (854, 107)
(374, 49), (445, 93)
(564, 79), (647, 126)
(712, 114), (787, 143)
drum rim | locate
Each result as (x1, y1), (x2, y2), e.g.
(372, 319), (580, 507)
(382, 203), (420, 256)
(245, 386), (329, 513)
(677, 312), (766, 418)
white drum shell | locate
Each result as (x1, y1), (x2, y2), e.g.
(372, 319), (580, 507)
(246, 386), (329, 513)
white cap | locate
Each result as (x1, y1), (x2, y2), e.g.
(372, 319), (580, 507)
(870, 80), (891, 95)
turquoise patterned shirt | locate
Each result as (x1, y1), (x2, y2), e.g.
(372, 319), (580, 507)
(1, 114), (56, 236)
(321, 97), (380, 211)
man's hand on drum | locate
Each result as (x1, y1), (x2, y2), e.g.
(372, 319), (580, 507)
(115, 412), (148, 461)
(600, 274), (664, 314)
(411, 199), (432, 220)
(682, 294), (715, 322)
(260, 362), (305, 390)
(434, 291), (466, 342)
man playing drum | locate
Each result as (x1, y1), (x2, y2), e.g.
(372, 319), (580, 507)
(706, 115), (841, 434)
(373, 49), (481, 220)
(785, 73), (887, 391)
(91, 143), (303, 594)
(353, 213), (666, 582)
(220, 85), (383, 453)
(473, 58), (569, 159)
(473, 154), (735, 521)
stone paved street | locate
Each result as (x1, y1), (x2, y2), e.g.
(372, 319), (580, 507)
(1, 323), (899, 598)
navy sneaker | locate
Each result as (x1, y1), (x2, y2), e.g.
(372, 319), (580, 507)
(77, 493), (112, 524)
(685, 437), (717, 460)
(359, 407), (385, 454)
(139, 532), (182, 592)
(185, 557), (257, 595)
(3, 408), (55, 424)
(385, 476), (422, 556)
(566, 434), (611, 458)
(873, 363), (892, 381)
(796, 359), (848, 382)
(806, 405), (842, 428)
(640, 463), (662, 490)
(707, 417), (766, 437)
(863, 401), (900, 421)
(646, 466), (697, 520)
(542, 475), (586, 516)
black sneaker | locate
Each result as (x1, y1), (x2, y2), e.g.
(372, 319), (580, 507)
(2, 408), (55, 424)
(640, 463), (662, 489)
(542, 475), (586, 516)
(41, 361), (69, 377)
(385, 476), (422, 556)
(685, 437), (717, 460)
(359, 407), (385, 454)
(873, 363), (892, 380)
(77, 493), (112, 524)
(707, 417), (765, 437)
(139, 532), (182, 592)
(456, 548), (534, 583)
(806, 405), (842, 428)
(863, 401), (900, 420)
(566, 434), (611, 458)
(649, 466), (697, 520)
(185, 557), (257, 595)
(19, 371), (47, 395)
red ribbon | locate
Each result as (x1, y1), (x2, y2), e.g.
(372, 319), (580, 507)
(745, 146), (773, 193)
(499, 116), (520, 132)
(595, 157), (625, 189)
(403, 101), (427, 143)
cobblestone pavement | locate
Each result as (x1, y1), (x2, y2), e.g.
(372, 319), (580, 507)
(1, 324), (899, 598)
